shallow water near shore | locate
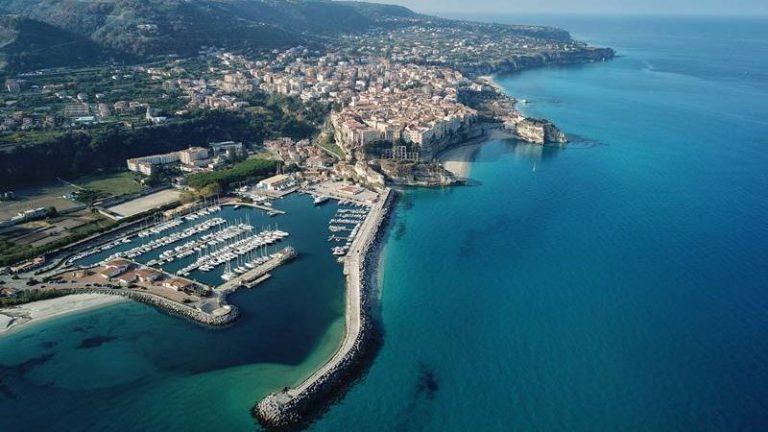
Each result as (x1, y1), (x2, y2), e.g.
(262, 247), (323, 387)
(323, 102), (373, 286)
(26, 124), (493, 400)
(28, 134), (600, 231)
(0, 194), (348, 431)
(1, 16), (768, 432)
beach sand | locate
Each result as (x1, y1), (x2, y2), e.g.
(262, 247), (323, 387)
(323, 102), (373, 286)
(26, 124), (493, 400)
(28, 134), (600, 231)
(439, 144), (482, 177)
(439, 130), (514, 177)
(0, 293), (128, 336)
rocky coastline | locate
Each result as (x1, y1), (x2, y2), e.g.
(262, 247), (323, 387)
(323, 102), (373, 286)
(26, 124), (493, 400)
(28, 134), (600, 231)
(57, 287), (240, 326)
(458, 47), (616, 76)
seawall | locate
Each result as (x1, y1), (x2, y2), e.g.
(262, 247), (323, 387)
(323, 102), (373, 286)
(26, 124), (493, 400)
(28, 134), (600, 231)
(253, 188), (396, 430)
(57, 288), (240, 326)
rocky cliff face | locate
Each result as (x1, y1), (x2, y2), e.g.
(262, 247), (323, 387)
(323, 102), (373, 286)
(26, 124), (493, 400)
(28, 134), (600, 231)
(377, 159), (457, 186)
(459, 47), (615, 76)
(511, 118), (567, 144)
(419, 122), (487, 161)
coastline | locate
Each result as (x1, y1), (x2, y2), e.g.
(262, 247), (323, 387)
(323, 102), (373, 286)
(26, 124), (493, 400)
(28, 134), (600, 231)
(254, 188), (396, 430)
(477, 74), (505, 93)
(438, 129), (515, 177)
(0, 293), (128, 336)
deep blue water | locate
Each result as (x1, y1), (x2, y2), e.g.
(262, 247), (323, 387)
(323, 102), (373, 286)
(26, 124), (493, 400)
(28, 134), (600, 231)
(309, 16), (768, 432)
(2, 16), (768, 432)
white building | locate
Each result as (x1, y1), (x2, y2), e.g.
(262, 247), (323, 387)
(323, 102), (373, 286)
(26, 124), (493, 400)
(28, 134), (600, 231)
(179, 147), (209, 165)
(127, 152), (181, 175)
(256, 174), (296, 192)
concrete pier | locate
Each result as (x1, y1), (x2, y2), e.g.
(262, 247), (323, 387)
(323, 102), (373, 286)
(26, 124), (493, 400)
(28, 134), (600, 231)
(218, 247), (296, 293)
(222, 202), (286, 214)
(254, 188), (395, 430)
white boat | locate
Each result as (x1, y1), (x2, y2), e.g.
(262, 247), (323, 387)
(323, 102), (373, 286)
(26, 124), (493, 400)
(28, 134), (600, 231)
(221, 261), (236, 281)
(314, 195), (330, 205)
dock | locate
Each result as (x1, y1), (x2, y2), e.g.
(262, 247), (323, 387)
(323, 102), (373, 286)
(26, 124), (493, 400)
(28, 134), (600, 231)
(223, 202), (286, 215)
(218, 246), (296, 293)
(254, 188), (394, 429)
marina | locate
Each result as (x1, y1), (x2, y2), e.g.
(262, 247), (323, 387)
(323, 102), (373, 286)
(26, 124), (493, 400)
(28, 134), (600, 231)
(327, 206), (370, 258)
(57, 191), (366, 293)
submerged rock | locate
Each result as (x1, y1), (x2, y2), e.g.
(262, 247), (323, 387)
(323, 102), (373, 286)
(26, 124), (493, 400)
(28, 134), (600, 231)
(416, 365), (439, 399)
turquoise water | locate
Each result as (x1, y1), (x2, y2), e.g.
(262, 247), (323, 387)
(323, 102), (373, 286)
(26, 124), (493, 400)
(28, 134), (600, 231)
(0, 195), (349, 431)
(2, 16), (768, 431)
(310, 16), (768, 431)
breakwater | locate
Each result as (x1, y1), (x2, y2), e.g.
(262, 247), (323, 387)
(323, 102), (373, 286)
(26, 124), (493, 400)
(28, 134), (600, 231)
(254, 188), (395, 430)
(57, 288), (239, 326)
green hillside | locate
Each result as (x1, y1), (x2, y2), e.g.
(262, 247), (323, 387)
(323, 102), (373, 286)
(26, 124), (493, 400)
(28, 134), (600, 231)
(0, 15), (123, 74)
(0, 0), (421, 61)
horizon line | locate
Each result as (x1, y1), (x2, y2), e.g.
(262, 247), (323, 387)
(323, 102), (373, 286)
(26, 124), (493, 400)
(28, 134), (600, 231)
(419, 10), (768, 19)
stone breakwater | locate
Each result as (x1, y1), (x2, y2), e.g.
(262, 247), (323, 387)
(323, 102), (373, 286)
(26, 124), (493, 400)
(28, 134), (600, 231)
(58, 288), (239, 326)
(254, 189), (396, 431)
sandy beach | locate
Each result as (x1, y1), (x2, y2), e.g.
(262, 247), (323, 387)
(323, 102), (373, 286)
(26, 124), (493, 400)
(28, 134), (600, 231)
(478, 74), (505, 92)
(439, 143), (482, 177)
(0, 293), (128, 336)
(439, 130), (515, 177)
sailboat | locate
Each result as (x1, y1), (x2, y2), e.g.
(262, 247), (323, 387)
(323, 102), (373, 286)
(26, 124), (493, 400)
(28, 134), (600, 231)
(221, 261), (236, 281)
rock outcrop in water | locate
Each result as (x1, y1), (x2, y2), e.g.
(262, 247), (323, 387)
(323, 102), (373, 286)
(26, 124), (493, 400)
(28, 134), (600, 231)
(509, 117), (568, 144)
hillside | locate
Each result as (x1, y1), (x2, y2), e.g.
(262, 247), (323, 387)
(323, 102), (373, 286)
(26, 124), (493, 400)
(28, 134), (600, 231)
(0, 0), (421, 61)
(0, 15), (122, 73)
(0, 0), (599, 76)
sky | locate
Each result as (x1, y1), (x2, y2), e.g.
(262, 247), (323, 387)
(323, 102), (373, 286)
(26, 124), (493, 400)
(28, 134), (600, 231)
(387, 0), (768, 16)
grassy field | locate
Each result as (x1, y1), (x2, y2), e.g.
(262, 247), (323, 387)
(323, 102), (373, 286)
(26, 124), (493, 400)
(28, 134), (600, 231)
(0, 172), (142, 221)
(317, 139), (344, 159)
(74, 171), (143, 196)
(249, 150), (277, 160)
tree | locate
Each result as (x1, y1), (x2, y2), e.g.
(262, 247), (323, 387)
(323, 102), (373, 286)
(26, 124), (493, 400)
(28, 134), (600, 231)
(179, 192), (196, 204)
(144, 170), (162, 187)
(200, 183), (222, 198)
(46, 206), (58, 218)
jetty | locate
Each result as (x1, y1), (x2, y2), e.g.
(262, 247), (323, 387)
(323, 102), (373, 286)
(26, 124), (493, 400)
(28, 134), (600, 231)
(254, 188), (394, 429)
(218, 246), (296, 292)
(222, 201), (286, 215)
(57, 287), (238, 326)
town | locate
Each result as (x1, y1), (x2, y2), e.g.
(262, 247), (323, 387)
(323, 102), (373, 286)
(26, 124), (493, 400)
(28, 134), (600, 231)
(0, 15), (612, 299)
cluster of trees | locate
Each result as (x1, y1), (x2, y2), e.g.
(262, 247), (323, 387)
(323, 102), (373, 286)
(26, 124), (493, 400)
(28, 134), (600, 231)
(0, 103), (317, 187)
(186, 158), (277, 191)
(0, 288), (69, 307)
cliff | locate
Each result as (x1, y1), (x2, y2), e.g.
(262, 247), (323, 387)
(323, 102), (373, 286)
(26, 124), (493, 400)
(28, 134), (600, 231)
(458, 47), (616, 77)
(419, 122), (488, 160)
(377, 159), (458, 186)
(508, 118), (567, 144)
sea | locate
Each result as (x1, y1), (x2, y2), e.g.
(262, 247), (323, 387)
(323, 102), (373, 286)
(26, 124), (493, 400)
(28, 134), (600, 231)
(2, 15), (768, 432)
